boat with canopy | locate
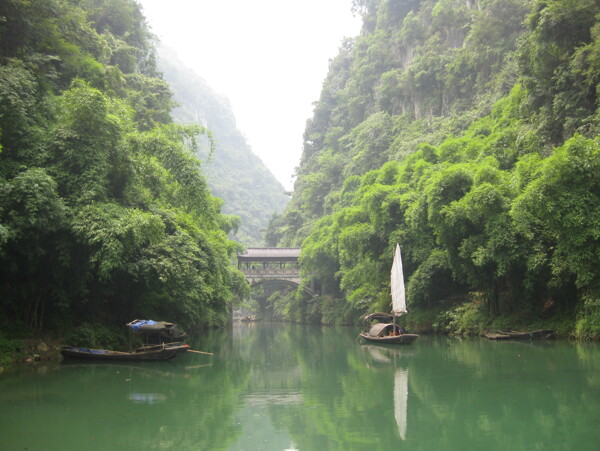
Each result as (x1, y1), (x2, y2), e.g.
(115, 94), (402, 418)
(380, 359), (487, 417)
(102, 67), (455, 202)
(359, 244), (419, 344)
(60, 319), (190, 361)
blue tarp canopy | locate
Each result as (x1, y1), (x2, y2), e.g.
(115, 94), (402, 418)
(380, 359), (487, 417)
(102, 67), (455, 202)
(65, 347), (110, 354)
(126, 319), (187, 342)
(128, 320), (157, 331)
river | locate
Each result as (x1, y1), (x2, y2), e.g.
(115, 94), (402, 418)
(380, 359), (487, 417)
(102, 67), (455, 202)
(1, 322), (599, 450)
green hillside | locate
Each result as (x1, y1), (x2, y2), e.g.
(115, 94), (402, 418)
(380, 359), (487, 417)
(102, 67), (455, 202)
(0, 0), (248, 337)
(268, 0), (600, 338)
(158, 47), (289, 246)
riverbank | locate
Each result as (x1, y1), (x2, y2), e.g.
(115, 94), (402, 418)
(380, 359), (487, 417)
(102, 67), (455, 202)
(0, 320), (140, 371)
(403, 299), (599, 341)
(0, 336), (63, 373)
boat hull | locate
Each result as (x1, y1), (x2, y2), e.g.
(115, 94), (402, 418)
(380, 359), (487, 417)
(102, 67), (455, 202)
(359, 333), (419, 345)
(60, 344), (189, 361)
(483, 329), (554, 340)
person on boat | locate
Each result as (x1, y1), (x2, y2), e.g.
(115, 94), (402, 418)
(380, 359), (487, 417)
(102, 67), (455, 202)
(388, 325), (404, 337)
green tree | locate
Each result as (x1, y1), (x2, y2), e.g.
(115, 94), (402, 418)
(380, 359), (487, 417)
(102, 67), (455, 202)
(512, 135), (600, 309)
(0, 0), (250, 334)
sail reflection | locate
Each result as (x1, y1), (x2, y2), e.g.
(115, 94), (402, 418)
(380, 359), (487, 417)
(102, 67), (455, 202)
(394, 368), (408, 440)
(361, 343), (412, 440)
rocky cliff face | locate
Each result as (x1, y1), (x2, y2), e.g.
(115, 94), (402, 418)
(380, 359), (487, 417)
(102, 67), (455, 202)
(158, 47), (288, 246)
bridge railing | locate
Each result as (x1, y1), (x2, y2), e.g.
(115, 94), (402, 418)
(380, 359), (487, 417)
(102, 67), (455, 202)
(240, 268), (300, 276)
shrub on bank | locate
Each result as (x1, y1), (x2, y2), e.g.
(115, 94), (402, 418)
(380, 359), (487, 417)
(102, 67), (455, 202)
(0, 334), (21, 367)
(63, 323), (128, 349)
(574, 296), (600, 341)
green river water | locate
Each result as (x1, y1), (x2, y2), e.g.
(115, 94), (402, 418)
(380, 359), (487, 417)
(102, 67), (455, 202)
(1, 322), (599, 450)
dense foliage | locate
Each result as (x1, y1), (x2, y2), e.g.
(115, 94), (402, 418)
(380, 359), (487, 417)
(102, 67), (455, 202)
(158, 47), (289, 246)
(0, 0), (249, 335)
(268, 0), (600, 337)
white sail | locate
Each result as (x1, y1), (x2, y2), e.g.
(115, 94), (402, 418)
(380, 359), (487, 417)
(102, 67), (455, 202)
(394, 368), (408, 440)
(390, 244), (407, 315)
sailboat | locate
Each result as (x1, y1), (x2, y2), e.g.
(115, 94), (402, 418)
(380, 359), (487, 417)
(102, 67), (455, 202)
(359, 244), (419, 344)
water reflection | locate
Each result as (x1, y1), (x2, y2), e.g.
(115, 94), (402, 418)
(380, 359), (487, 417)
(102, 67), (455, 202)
(361, 342), (418, 365)
(360, 344), (412, 440)
(0, 325), (599, 450)
(0, 351), (245, 450)
(244, 391), (303, 408)
(128, 392), (167, 404)
(394, 368), (408, 440)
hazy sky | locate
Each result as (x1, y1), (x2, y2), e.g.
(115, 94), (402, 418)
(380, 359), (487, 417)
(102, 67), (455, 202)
(137, 0), (362, 190)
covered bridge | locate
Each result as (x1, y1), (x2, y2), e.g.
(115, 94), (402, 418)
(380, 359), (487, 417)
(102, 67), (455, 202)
(237, 247), (302, 286)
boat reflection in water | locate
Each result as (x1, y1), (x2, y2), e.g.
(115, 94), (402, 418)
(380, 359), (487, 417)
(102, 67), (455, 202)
(243, 391), (303, 407)
(362, 343), (413, 440)
(127, 392), (168, 404)
(361, 343), (417, 366)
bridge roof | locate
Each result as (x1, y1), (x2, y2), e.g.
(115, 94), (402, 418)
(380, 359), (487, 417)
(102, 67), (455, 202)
(237, 247), (301, 261)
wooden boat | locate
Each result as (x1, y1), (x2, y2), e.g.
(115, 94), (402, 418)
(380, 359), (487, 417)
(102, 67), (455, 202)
(60, 343), (190, 361)
(240, 315), (260, 322)
(483, 329), (554, 340)
(359, 244), (419, 345)
(360, 323), (419, 344)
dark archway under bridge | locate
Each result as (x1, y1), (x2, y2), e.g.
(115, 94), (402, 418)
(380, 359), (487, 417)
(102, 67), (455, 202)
(237, 247), (314, 295)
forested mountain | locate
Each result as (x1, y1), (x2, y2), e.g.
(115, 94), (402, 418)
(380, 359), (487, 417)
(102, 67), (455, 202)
(267, 0), (600, 337)
(158, 48), (289, 246)
(0, 0), (248, 336)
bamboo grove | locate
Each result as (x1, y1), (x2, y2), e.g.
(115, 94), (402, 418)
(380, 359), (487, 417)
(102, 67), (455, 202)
(0, 0), (249, 335)
(267, 0), (600, 338)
